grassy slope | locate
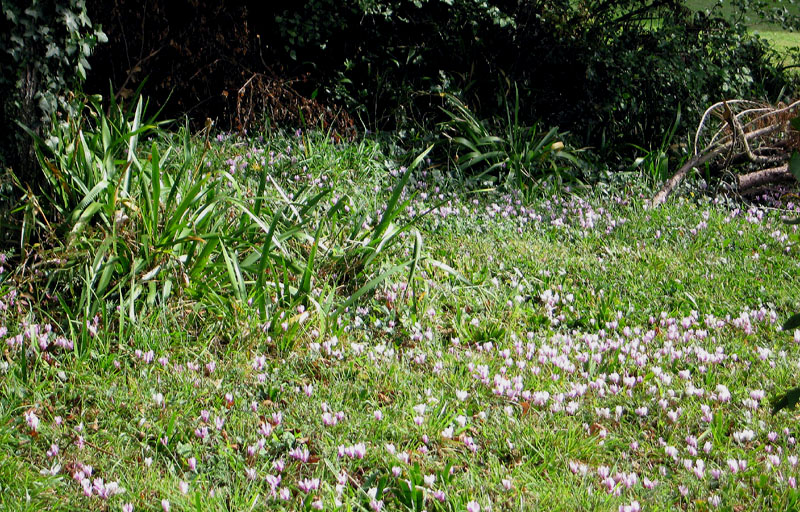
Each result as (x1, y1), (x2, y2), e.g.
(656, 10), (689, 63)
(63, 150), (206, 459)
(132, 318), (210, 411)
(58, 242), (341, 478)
(3, 132), (800, 510)
(685, 0), (800, 51)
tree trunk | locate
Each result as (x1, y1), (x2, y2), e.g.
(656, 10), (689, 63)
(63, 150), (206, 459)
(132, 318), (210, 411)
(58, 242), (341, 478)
(15, 64), (42, 188)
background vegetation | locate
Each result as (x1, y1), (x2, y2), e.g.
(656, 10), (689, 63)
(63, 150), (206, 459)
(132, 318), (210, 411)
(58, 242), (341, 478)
(5, 0), (799, 174)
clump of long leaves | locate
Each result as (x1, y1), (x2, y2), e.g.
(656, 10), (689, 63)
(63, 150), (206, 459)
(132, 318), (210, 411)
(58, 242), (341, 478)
(771, 298), (800, 414)
(440, 88), (582, 193)
(630, 107), (686, 189)
(12, 91), (432, 354)
(771, 153), (800, 415)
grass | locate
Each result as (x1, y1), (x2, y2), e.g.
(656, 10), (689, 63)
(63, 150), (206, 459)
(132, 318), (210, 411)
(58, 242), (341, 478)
(686, 0), (800, 51)
(3, 124), (800, 511)
(753, 29), (800, 55)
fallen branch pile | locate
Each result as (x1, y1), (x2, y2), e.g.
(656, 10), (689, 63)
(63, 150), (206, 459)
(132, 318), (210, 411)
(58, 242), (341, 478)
(648, 99), (800, 208)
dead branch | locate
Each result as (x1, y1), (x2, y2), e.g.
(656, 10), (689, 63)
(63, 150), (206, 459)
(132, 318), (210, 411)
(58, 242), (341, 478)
(648, 97), (800, 208)
(737, 164), (794, 192)
(648, 122), (787, 208)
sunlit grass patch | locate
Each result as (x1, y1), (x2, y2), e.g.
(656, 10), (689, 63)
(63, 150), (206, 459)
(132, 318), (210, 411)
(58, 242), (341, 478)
(3, 128), (800, 510)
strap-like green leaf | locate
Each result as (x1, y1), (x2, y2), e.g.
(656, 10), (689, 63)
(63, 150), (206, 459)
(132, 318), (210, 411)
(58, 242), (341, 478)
(373, 145), (432, 240)
(70, 202), (103, 239)
(332, 260), (413, 320)
(772, 386), (800, 414)
(790, 152), (800, 182)
(784, 312), (800, 331)
(151, 142), (161, 231)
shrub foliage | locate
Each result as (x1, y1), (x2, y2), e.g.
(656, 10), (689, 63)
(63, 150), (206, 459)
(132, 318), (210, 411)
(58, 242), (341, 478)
(76, 1), (798, 159)
(273, 0), (795, 153)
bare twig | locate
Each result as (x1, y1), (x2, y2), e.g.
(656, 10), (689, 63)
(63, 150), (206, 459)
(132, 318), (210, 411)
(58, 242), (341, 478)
(695, 100), (764, 154)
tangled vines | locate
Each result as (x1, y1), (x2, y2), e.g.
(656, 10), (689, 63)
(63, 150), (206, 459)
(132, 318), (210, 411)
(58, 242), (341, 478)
(233, 73), (358, 141)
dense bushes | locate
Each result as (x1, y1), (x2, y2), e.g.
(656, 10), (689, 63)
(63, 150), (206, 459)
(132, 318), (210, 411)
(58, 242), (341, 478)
(81, 1), (796, 160)
(533, 4), (787, 155)
(82, 0), (356, 138)
(273, 0), (795, 155)
(4, 1), (798, 184)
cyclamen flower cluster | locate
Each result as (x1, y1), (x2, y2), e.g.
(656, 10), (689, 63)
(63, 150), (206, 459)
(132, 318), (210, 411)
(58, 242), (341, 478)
(69, 463), (125, 500)
(7, 188), (797, 510)
(289, 445), (310, 462)
(3, 322), (73, 352)
(337, 443), (366, 459)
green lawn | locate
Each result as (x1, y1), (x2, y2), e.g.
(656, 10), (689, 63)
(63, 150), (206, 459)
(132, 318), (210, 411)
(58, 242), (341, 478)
(754, 29), (800, 54)
(686, 0), (800, 50)
(3, 129), (800, 510)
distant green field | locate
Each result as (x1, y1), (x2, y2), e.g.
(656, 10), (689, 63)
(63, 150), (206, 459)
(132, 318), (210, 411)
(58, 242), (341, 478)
(753, 29), (800, 53)
(685, 0), (800, 51)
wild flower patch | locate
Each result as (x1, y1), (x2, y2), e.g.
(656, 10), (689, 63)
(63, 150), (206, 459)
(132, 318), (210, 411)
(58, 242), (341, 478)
(4, 155), (800, 510)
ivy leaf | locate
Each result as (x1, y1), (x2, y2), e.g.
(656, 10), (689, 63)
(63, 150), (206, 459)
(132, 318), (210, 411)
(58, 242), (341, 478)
(45, 43), (60, 58)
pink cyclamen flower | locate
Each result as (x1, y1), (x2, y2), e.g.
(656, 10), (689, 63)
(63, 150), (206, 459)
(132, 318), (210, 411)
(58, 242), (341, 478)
(619, 501), (641, 512)
(24, 410), (39, 431)
(467, 501), (481, 512)
(289, 446), (310, 462)
(266, 474), (281, 490)
(693, 459), (705, 479)
(298, 477), (320, 493)
(161, 499), (170, 512)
